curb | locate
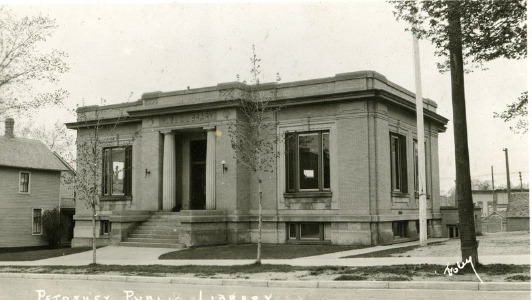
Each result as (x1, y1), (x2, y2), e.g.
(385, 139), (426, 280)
(0, 273), (529, 291)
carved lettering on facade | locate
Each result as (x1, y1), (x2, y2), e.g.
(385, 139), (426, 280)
(162, 111), (215, 126)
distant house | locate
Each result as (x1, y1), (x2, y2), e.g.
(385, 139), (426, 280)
(440, 206), (482, 238)
(481, 211), (506, 233)
(506, 192), (529, 232)
(0, 118), (71, 247)
(471, 189), (528, 216)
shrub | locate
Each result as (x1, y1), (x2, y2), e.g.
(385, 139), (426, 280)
(381, 275), (412, 281)
(506, 275), (530, 282)
(42, 208), (66, 248)
(334, 274), (367, 281)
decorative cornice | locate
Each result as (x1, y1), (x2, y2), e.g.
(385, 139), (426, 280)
(66, 70), (448, 130)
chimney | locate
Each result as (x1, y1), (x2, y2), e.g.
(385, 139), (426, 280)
(4, 118), (14, 138)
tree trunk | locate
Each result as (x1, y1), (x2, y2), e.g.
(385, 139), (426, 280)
(448, 1), (479, 265)
(256, 178), (262, 265)
(92, 206), (96, 265)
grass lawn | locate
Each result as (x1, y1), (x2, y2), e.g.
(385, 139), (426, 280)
(343, 232), (531, 258)
(341, 244), (441, 258)
(0, 263), (528, 282)
(159, 244), (365, 260)
(0, 247), (91, 261)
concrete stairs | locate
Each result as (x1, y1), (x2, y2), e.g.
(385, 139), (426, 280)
(120, 212), (185, 249)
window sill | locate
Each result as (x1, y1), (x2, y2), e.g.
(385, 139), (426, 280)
(286, 239), (331, 245)
(391, 191), (410, 198)
(284, 191), (332, 198)
(101, 196), (132, 201)
(392, 237), (412, 244)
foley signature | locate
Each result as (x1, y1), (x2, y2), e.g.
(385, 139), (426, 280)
(443, 256), (484, 283)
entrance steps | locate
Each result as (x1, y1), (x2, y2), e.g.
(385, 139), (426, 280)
(120, 212), (185, 249)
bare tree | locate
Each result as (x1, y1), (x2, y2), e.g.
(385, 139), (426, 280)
(74, 100), (133, 264)
(224, 46), (281, 264)
(17, 119), (76, 167)
(471, 179), (492, 191)
(0, 6), (69, 116)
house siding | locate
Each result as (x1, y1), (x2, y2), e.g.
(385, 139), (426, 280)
(0, 167), (60, 247)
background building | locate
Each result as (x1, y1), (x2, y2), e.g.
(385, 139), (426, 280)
(0, 118), (71, 247)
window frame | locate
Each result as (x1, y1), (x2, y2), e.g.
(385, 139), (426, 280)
(19, 171), (31, 194)
(392, 221), (409, 239)
(100, 220), (111, 235)
(32, 208), (43, 235)
(286, 222), (328, 241)
(102, 146), (133, 197)
(285, 130), (331, 193)
(390, 133), (408, 193)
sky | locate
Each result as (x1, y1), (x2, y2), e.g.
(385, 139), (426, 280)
(5, 1), (529, 194)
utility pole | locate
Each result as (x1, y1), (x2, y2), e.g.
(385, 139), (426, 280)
(519, 171), (523, 192)
(503, 148), (511, 208)
(491, 166), (495, 215)
(448, 1), (478, 264)
(412, 10), (427, 247)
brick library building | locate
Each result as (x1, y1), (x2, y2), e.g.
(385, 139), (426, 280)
(67, 71), (448, 248)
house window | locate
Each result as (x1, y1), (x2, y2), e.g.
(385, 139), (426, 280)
(102, 146), (132, 196)
(390, 133), (407, 193)
(32, 209), (43, 235)
(100, 220), (111, 235)
(286, 131), (330, 192)
(286, 223), (329, 241)
(19, 172), (30, 194)
(413, 140), (428, 194)
(392, 221), (409, 239)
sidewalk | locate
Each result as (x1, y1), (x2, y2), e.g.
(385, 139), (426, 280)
(0, 240), (529, 292)
(0, 238), (529, 267)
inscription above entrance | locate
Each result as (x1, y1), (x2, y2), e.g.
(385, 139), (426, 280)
(162, 111), (216, 126)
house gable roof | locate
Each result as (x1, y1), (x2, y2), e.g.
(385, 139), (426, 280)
(507, 192), (530, 218)
(481, 211), (506, 222)
(0, 136), (68, 171)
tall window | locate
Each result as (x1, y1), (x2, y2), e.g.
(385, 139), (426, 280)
(390, 133), (407, 193)
(413, 140), (428, 194)
(286, 131), (330, 192)
(102, 146), (132, 196)
(19, 172), (30, 193)
(32, 209), (42, 235)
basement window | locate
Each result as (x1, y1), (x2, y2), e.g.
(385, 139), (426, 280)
(287, 223), (330, 241)
(100, 220), (111, 235)
(392, 221), (409, 239)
